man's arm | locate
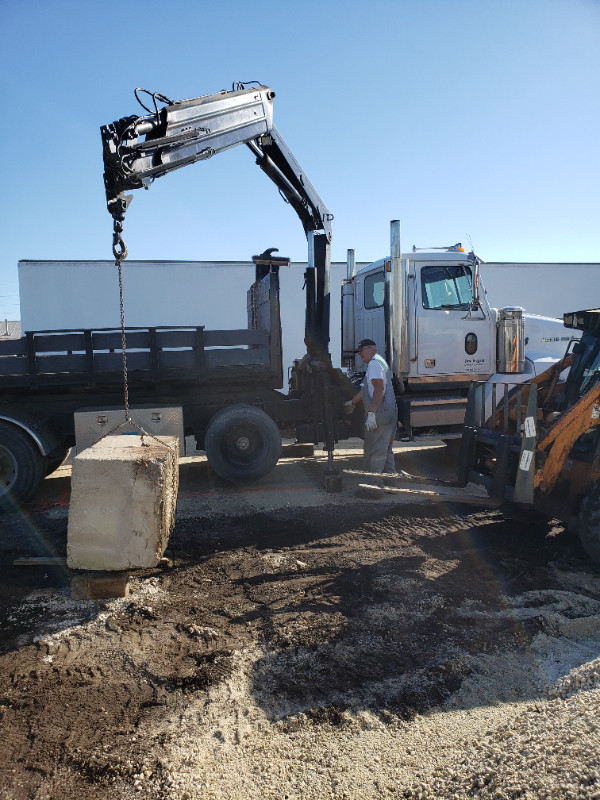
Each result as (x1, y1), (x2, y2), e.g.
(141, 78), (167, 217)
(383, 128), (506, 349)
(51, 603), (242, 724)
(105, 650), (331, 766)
(349, 387), (364, 408)
(369, 379), (384, 413)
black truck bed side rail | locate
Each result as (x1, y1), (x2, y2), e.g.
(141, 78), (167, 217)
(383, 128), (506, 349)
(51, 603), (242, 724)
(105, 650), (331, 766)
(0, 271), (282, 391)
(0, 325), (279, 388)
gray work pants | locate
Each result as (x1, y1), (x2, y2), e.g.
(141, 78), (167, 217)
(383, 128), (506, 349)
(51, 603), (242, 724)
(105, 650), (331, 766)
(363, 406), (398, 474)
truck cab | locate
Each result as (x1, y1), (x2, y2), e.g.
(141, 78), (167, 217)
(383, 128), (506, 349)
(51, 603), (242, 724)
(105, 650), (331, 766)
(347, 250), (495, 385)
(342, 221), (571, 438)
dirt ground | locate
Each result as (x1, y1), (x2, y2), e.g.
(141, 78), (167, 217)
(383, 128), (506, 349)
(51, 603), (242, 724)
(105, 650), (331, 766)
(1, 441), (599, 799)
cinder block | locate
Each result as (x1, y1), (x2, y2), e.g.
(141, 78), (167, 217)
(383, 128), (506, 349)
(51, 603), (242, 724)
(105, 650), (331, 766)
(67, 435), (179, 571)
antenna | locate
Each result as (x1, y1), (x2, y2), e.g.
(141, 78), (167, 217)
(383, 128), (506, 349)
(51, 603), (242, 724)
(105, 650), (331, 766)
(412, 243), (464, 252)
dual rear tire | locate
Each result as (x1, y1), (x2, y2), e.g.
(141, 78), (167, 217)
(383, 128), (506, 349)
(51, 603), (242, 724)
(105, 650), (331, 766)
(0, 423), (45, 511)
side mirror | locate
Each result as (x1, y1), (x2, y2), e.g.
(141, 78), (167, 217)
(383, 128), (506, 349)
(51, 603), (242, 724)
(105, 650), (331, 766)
(472, 259), (481, 308)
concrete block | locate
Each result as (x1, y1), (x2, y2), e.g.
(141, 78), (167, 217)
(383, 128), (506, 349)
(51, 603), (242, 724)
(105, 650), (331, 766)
(67, 435), (179, 571)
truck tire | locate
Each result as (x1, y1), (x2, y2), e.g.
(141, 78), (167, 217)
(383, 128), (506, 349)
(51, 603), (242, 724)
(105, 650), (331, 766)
(577, 479), (600, 564)
(0, 423), (45, 511)
(204, 405), (282, 483)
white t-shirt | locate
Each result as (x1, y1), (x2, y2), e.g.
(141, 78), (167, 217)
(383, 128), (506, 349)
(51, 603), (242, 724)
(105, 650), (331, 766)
(364, 355), (387, 401)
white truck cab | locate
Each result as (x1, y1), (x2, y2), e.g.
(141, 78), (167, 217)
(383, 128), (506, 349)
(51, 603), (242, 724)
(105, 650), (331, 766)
(342, 221), (573, 437)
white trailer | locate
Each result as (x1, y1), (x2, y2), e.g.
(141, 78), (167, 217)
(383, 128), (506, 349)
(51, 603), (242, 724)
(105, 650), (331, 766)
(479, 262), (600, 320)
(18, 257), (597, 386)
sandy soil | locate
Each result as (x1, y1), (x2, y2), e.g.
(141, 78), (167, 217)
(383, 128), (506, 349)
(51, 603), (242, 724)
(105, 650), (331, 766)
(0, 441), (599, 799)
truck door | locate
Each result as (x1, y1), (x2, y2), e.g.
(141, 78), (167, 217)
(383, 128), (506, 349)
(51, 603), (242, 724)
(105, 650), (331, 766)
(354, 267), (386, 367)
(414, 263), (493, 378)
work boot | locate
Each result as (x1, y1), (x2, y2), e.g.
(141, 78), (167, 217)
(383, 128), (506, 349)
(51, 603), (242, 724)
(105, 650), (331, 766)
(383, 470), (413, 487)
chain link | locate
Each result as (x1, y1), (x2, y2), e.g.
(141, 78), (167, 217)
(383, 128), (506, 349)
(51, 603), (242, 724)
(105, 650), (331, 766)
(112, 217), (128, 261)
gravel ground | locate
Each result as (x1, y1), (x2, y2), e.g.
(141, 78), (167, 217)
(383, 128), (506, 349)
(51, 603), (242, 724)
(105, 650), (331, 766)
(123, 642), (600, 800)
(1, 441), (599, 799)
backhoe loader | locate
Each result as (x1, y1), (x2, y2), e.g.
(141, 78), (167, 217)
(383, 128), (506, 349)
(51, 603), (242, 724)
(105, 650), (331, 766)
(459, 308), (600, 563)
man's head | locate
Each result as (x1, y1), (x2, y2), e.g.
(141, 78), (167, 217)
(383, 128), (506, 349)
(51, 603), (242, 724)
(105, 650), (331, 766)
(356, 338), (377, 363)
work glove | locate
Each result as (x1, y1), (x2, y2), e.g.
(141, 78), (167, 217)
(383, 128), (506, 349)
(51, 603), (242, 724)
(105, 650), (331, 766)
(343, 400), (355, 416)
(365, 411), (377, 431)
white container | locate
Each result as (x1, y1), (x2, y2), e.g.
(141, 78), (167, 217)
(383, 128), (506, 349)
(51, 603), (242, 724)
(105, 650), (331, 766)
(74, 405), (184, 454)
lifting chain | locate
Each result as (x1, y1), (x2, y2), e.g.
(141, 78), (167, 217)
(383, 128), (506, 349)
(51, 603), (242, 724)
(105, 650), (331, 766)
(107, 211), (180, 473)
(112, 214), (132, 425)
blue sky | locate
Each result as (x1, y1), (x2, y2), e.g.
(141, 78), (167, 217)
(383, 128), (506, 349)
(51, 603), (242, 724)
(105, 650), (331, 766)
(0, 0), (598, 320)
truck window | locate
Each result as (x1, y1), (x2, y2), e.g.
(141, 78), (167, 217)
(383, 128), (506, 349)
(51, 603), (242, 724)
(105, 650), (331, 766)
(364, 272), (385, 309)
(421, 265), (473, 310)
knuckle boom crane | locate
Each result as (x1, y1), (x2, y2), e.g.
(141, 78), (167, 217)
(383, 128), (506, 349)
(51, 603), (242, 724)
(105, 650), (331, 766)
(100, 83), (343, 487)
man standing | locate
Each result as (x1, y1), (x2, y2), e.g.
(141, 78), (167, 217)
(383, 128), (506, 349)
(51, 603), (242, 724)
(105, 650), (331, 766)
(345, 338), (398, 476)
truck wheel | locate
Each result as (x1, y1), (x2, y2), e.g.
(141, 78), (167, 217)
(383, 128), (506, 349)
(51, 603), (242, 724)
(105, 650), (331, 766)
(0, 423), (45, 511)
(577, 480), (600, 564)
(204, 405), (282, 483)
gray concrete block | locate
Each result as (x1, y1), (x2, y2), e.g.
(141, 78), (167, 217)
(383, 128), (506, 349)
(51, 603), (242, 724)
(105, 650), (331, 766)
(67, 435), (179, 571)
